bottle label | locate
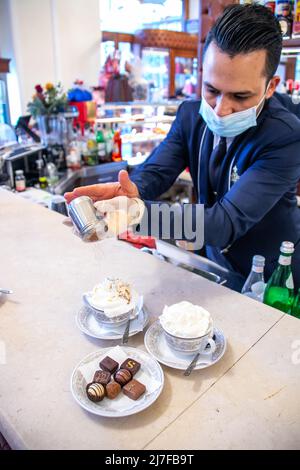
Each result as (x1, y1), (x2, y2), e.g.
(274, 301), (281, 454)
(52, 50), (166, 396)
(112, 143), (120, 158)
(253, 266), (264, 273)
(279, 18), (290, 36)
(279, 255), (291, 266)
(16, 180), (25, 191)
(286, 273), (294, 290)
(97, 143), (106, 157)
(106, 141), (113, 154)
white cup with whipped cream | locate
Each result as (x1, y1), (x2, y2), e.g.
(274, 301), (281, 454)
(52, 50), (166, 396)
(159, 301), (216, 355)
(84, 278), (139, 325)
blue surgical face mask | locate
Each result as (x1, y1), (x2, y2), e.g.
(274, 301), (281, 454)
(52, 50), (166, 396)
(199, 89), (268, 138)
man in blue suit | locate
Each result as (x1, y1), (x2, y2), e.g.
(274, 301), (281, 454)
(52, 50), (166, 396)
(65, 4), (300, 291)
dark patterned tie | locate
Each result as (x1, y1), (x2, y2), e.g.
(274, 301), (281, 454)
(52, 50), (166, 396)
(209, 136), (227, 194)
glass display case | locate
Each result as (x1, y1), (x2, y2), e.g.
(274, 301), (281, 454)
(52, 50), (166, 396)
(96, 100), (194, 203)
(96, 101), (180, 164)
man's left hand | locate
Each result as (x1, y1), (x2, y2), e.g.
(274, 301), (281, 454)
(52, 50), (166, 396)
(94, 196), (145, 237)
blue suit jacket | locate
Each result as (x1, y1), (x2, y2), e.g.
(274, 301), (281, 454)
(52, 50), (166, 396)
(131, 95), (300, 289)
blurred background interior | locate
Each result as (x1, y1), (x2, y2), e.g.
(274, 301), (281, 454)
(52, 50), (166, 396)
(0, 0), (201, 203)
(1, 0), (299, 204)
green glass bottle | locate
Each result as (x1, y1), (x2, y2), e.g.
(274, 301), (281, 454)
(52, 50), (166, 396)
(291, 289), (300, 319)
(263, 241), (295, 313)
(96, 125), (106, 163)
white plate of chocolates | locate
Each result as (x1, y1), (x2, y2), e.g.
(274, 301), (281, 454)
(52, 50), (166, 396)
(70, 345), (164, 417)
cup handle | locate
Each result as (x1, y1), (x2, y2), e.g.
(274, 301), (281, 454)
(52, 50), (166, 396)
(201, 337), (216, 356)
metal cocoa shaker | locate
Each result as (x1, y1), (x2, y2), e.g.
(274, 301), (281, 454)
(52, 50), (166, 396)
(68, 196), (108, 240)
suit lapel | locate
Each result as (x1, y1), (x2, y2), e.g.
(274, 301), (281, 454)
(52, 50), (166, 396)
(199, 127), (214, 204)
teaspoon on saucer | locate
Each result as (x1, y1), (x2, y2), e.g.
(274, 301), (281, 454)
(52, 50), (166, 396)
(183, 334), (216, 376)
(122, 316), (131, 344)
(183, 353), (211, 376)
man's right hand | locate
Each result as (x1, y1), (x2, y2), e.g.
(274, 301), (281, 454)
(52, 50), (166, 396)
(64, 169), (139, 204)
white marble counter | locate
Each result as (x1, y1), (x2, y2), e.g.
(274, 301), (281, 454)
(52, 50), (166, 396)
(0, 189), (299, 450)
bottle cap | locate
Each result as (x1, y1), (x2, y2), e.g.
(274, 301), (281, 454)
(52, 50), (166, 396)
(252, 255), (265, 267)
(15, 169), (24, 175)
(280, 241), (294, 254)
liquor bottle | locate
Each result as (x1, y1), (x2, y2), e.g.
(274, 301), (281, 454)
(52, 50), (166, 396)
(265, 1), (276, 13)
(36, 158), (48, 189)
(112, 127), (122, 162)
(66, 127), (82, 170)
(293, 0), (300, 36)
(81, 123), (90, 164)
(263, 241), (295, 313)
(103, 124), (114, 161)
(241, 255), (266, 301)
(86, 128), (98, 166)
(286, 78), (294, 95)
(95, 124), (106, 163)
(275, 1), (293, 38)
(291, 288), (300, 318)
(292, 82), (300, 103)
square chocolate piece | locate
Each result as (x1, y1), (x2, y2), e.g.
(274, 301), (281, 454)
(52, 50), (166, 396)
(99, 356), (119, 374)
(120, 358), (141, 377)
(123, 379), (146, 400)
(93, 370), (111, 385)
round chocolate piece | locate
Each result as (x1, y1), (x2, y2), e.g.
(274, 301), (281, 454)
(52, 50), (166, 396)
(106, 381), (121, 399)
(86, 382), (105, 402)
(114, 368), (132, 386)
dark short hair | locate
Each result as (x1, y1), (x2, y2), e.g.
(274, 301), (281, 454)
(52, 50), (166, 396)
(203, 3), (283, 81)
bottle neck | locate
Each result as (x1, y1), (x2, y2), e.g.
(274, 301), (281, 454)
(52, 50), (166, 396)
(252, 265), (264, 274)
(278, 254), (292, 266)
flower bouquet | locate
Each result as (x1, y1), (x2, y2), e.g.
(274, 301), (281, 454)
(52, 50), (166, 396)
(27, 83), (68, 146)
(27, 82), (68, 117)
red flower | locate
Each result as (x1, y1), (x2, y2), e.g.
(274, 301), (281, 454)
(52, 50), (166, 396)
(35, 84), (43, 93)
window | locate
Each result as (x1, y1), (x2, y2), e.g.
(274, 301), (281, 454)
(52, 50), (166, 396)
(142, 48), (169, 99)
(100, 41), (132, 75)
(0, 78), (9, 124)
(100, 41), (115, 69)
(100, 0), (184, 33)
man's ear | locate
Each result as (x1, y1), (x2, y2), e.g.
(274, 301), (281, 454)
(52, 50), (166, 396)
(266, 76), (281, 99)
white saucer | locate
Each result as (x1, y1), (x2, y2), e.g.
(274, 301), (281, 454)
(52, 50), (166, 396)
(71, 345), (164, 417)
(76, 304), (149, 340)
(144, 320), (226, 370)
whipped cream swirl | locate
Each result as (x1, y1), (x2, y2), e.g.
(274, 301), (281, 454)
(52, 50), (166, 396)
(160, 301), (212, 338)
(89, 278), (138, 317)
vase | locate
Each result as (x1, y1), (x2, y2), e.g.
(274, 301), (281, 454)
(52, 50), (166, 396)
(37, 114), (67, 146)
